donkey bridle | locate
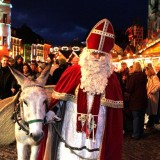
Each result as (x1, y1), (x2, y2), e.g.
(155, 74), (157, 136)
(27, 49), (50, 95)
(12, 102), (47, 135)
(12, 85), (47, 135)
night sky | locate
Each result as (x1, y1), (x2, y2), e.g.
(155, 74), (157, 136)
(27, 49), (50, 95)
(11, 0), (148, 45)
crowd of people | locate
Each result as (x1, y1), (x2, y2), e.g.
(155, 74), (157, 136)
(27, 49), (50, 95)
(0, 54), (75, 100)
(115, 61), (160, 140)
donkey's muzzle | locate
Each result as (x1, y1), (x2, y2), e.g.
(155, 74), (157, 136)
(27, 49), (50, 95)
(30, 132), (44, 142)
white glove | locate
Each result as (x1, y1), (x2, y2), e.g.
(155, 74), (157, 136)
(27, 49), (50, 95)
(45, 111), (61, 123)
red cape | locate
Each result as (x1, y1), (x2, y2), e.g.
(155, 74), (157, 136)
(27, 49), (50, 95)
(38, 64), (123, 160)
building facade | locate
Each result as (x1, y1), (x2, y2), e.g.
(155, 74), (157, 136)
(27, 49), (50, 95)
(10, 36), (22, 58)
(0, 0), (11, 49)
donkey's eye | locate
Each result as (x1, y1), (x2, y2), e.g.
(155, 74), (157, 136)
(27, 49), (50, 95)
(23, 100), (28, 106)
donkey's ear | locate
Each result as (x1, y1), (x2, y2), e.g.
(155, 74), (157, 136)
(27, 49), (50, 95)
(9, 66), (27, 87)
(36, 62), (52, 86)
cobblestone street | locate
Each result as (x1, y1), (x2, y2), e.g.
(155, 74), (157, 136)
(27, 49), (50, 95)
(123, 126), (160, 160)
(0, 126), (160, 160)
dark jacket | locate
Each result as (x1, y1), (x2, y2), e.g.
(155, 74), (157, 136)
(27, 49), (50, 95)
(51, 64), (68, 85)
(13, 55), (23, 73)
(0, 64), (17, 99)
(126, 71), (148, 111)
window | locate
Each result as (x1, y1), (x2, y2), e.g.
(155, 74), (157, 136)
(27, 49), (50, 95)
(3, 14), (7, 23)
(3, 36), (7, 46)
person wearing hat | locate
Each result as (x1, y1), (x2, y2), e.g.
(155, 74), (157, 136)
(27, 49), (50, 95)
(38, 19), (123, 160)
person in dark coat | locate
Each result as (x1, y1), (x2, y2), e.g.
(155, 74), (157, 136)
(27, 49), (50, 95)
(123, 65), (134, 133)
(13, 55), (24, 73)
(51, 58), (68, 85)
(0, 55), (18, 100)
(119, 62), (129, 96)
(126, 62), (148, 139)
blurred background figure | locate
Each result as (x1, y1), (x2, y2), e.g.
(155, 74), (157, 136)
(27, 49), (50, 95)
(119, 62), (129, 102)
(0, 55), (18, 100)
(46, 53), (59, 76)
(67, 52), (79, 66)
(13, 55), (24, 73)
(123, 65), (134, 134)
(37, 62), (46, 77)
(51, 58), (68, 85)
(30, 60), (38, 79)
(126, 62), (148, 139)
(145, 66), (160, 128)
(49, 59), (59, 76)
(23, 63), (34, 79)
(8, 57), (15, 67)
(46, 53), (54, 63)
(118, 62), (130, 133)
(128, 65), (134, 76)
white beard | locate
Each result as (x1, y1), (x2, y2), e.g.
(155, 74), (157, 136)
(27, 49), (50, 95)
(79, 48), (113, 95)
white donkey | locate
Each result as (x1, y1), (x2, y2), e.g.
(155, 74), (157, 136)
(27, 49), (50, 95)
(10, 63), (51, 160)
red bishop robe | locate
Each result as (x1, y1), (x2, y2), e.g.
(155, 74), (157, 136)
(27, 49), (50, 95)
(37, 64), (123, 160)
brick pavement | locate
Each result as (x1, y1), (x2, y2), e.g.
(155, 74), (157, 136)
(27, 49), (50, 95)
(0, 126), (160, 160)
(123, 126), (160, 160)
